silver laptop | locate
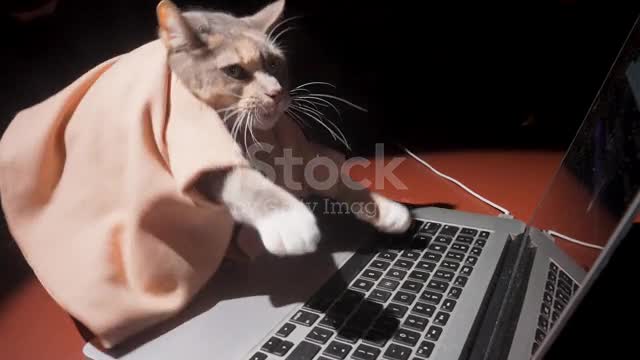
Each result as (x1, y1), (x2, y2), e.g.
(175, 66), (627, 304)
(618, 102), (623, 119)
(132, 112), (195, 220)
(83, 14), (640, 360)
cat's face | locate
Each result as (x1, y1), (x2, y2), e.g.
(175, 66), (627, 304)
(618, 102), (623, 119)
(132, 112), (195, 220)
(157, 0), (289, 130)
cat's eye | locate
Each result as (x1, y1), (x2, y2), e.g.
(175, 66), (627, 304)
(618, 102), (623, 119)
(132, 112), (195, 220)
(222, 64), (250, 80)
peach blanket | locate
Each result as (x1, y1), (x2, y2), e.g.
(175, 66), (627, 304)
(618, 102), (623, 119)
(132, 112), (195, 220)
(0, 40), (332, 348)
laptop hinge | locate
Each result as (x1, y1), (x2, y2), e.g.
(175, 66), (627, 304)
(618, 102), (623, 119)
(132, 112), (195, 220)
(459, 232), (537, 360)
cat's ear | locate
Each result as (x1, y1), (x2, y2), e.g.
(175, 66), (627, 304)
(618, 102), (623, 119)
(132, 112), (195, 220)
(156, 0), (204, 50)
(243, 0), (285, 33)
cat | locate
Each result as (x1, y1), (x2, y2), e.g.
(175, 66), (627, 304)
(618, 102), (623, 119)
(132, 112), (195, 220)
(156, 0), (411, 256)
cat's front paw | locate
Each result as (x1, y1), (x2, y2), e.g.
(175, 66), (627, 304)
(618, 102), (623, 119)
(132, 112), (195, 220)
(371, 193), (412, 234)
(254, 202), (321, 256)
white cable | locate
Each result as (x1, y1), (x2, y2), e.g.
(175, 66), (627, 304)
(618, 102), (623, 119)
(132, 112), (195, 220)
(398, 144), (606, 251)
(546, 230), (605, 250)
(398, 144), (512, 216)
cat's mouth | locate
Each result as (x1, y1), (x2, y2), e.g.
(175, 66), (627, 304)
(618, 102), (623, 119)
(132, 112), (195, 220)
(254, 97), (290, 130)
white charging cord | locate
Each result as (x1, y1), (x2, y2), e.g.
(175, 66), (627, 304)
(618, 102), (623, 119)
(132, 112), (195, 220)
(398, 144), (605, 251)
(398, 144), (511, 216)
(546, 230), (605, 250)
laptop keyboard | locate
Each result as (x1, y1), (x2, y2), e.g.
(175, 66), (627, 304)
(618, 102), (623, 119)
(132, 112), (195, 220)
(531, 260), (580, 354)
(249, 220), (492, 360)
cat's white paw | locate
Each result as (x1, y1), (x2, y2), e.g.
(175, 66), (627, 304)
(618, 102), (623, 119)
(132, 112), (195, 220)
(371, 193), (412, 234)
(254, 203), (321, 256)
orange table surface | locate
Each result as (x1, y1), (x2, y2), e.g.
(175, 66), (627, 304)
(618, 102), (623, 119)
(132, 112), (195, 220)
(1, 150), (569, 360)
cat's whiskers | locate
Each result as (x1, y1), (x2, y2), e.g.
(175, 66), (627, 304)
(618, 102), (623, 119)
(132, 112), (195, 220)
(288, 104), (351, 150)
(267, 15), (302, 41)
(292, 103), (349, 145)
(292, 81), (336, 91)
(271, 26), (297, 46)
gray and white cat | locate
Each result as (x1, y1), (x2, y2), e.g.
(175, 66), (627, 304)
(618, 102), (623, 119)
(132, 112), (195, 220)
(156, 0), (411, 256)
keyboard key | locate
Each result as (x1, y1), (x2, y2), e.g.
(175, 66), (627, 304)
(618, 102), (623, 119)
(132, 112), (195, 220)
(454, 276), (468, 287)
(363, 269), (384, 281)
(470, 247), (482, 256)
(262, 336), (282, 353)
(434, 311), (450, 326)
(416, 341), (436, 358)
(306, 326), (334, 344)
(249, 352), (267, 360)
(336, 327), (362, 344)
(332, 291), (364, 315)
(428, 243), (447, 253)
(291, 310), (320, 327)
(401, 280), (423, 293)
(549, 262), (558, 272)
(393, 260), (414, 270)
(385, 303), (409, 318)
(460, 265), (473, 276)
(538, 315), (549, 332)
(286, 341), (320, 360)
(427, 279), (449, 293)
(320, 313), (346, 330)
(543, 292), (553, 305)
(421, 222), (442, 235)
(541, 303), (551, 317)
(478, 231), (490, 239)
(416, 261), (436, 272)
(445, 252), (464, 262)
(441, 260), (460, 271)
(451, 243), (469, 253)
(386, 269), (408, 281)
(304, 293), (336, 314)
(434, 236), (452, 245)
(362, 329), (391, 347)
(274, 340), (294, 356)
(392, 291), (416, 306)
(475, 239), (487, 247)
(532, 342), (540, 355)
(448, 287), (463, 299)
(442, 299), (457, 312)
(552, 311), (560, 322)
(558, 270), (572, 285)
(408, 270), (430, 282)
(439, 225), (459, 237)
(557, 280), (572, 295)
(460, 228), (478, 236)
(422, 252), (442, 262)
(455, 235), (474, 244)
(434, 269), (455, 281)
(352, 344), (381, 360)
(383, 343), (412, 360)
(553, 300), (566, 313)
(412, 302), (436, 317)
(411, 235), (431, 250)
(401, 250), (421, 261)
(371, 260), (391, 271)
(545, 281), (555, 293)
(535, 329), (546, 343)
(373, 316), (401, 333)
(323, 341), (352, 359)
(573, 282), (580, 293)
(403, 314), (429, 331)
(420, 290), (443, 305)
(393, 328), (420, 346)
(368, 289), (392, 303)
(379, 279), (400, 291)
(277, 323), (296, 337)
(349, 301), (383, 330)
(465, 256), (478, 266)
(556, 288), (570, 304)
(548, 271), (557, 283)
(425, 325), (443, 341)
(378, 251), (398, 262)
(352, 279), (375, 292)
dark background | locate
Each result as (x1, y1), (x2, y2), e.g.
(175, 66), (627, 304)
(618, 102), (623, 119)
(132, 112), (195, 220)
(1, 0), (639, 326)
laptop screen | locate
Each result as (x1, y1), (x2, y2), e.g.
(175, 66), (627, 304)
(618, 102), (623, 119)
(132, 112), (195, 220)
(527, 18), (640, 271)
